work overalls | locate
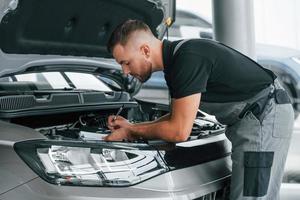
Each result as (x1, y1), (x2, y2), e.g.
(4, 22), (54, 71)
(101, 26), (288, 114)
(200, 79), (293, 200)
(173, 41), (294, 200)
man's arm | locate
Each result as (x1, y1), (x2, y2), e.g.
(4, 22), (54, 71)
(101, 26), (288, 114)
(137, 113), (171, 124)
(105, 93), (201, 142)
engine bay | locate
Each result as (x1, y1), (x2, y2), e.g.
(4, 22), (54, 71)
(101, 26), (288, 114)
(9, 99), (225, 143)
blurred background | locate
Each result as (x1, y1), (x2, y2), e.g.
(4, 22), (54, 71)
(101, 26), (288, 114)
(178, 0), (300, 50)
(172, 1), (300, 198)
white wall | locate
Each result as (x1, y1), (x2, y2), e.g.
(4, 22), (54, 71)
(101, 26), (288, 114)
(254, 0), (300, 49)
(177, 0), (300, 50)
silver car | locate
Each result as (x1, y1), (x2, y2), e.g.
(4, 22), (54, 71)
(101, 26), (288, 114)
(0, 0), (231, 199)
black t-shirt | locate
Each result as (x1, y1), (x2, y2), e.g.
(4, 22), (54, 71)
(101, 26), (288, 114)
(163, 39), (276, 103)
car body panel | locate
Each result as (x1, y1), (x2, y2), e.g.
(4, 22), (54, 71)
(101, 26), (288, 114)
(0, 158), (230, 200)
(0, 141), (38, 194)
(0, 119), (45, 142)
(1, 147), (230, 199)
(0, 117), (231, 198)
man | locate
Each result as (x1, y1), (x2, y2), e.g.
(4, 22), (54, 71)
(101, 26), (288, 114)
(105, 19), (294, 200)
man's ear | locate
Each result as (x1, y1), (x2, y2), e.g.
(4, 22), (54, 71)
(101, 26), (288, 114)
(140, 44), (150, 58)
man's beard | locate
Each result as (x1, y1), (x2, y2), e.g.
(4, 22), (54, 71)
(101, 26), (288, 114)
(139, 60), (152, 83)
(140, 72), (151, 83)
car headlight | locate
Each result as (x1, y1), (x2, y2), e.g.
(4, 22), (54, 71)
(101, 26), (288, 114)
(14, 140), (168, 186)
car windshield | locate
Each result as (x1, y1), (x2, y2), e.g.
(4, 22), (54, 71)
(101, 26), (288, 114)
(0, 72), (112, 92)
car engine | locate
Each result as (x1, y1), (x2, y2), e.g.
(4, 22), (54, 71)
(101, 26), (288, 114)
(8, 99), (225, 142)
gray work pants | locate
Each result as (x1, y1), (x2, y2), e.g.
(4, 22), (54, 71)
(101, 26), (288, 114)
(200, 80), (294, 200)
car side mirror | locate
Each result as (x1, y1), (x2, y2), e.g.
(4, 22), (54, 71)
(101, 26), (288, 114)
(200, 31), (213, 39)
(125, 76), (142, 97)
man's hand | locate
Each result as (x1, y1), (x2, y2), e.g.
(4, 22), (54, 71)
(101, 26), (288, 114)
(104, 115), (138, 141)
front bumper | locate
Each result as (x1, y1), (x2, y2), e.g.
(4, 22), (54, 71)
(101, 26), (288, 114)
(0, 156), (231, 200)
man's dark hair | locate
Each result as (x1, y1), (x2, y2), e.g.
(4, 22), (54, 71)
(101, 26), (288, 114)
(107, 19), (152, 53)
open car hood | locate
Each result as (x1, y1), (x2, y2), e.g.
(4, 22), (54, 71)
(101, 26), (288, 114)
(0, 0), (175, 95)
(0, 0), (175, 58)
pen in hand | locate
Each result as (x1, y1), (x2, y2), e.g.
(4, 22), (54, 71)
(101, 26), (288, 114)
(113, 104), (124, 122)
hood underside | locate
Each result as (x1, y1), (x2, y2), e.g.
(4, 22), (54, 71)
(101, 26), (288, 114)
(0, 0), (165, 58)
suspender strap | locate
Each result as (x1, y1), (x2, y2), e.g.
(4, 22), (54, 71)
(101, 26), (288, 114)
(173, 39), (191, 56)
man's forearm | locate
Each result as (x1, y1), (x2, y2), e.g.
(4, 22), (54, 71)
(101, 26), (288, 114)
(118, 94), (200, 143)
(154, 113), (171, 122)
(132, 113), (170, 125)
(129, 118), (188, 142)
